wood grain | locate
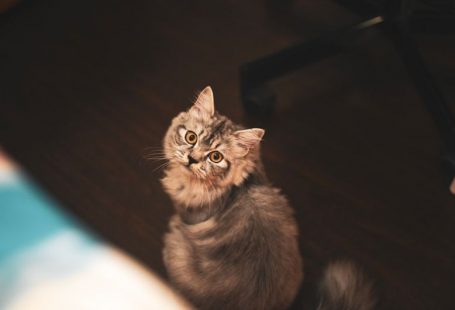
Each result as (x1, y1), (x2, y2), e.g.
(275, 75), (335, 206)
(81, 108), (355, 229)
(1, 1), (454, 309)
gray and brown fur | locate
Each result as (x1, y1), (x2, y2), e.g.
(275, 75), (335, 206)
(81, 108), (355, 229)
(318, 261), (377, 310)
(161, 87), (302, 309)
(160, 87), (376, 310)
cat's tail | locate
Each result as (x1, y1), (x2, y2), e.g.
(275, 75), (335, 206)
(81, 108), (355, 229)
(317, 261), (377, 310)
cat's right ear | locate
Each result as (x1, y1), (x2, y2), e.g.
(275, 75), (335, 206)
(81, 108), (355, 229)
(189, 86), (215, 118)
(233, 128), (265, 157)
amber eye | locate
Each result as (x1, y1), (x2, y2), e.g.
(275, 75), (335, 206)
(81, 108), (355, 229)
(209, 151), (224, 163)
(185, 131), (198, 145)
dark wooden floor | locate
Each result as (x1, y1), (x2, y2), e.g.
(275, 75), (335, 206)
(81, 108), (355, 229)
(1, 0), (455, 309)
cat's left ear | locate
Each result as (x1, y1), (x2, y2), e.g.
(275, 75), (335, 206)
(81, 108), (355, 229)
(233, 128), (265, 156)
(189, 86), (215, 117)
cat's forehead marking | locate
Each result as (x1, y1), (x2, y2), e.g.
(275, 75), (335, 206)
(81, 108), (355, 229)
(202, 118), (230, 145)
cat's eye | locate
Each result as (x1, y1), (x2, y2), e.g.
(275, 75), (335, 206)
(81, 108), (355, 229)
(185, 131), (198, 145)
(208, 151), (223, 163)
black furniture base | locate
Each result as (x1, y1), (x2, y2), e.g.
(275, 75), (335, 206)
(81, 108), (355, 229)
(240, 0), (455, 193)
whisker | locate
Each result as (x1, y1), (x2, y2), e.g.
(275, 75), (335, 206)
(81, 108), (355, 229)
(144, 156), (168, 161)
(152, 161), (170, 173)
(142, 146), (166, 157)
(144, 151), (166, 157)
(143, 146), (164, 151)
(145, 149), (166, 154)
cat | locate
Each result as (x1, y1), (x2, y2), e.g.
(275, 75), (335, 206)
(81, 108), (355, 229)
(160, 87), (376, 310)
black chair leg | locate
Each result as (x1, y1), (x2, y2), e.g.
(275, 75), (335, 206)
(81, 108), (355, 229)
(239, 35), (343, 114)
(239, 3), (455, 193)
(386, 20), (455, 191)
(240, 17), (382, 114)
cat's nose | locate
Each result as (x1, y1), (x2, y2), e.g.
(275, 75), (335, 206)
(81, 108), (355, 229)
(187, 155), (198, 166)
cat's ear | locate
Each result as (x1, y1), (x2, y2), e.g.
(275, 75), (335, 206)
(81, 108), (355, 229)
(189, 86), (215, 117)
(233, 128), (265, 156)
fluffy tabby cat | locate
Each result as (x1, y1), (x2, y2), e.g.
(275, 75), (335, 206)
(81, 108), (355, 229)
(160, 87), (376, 310)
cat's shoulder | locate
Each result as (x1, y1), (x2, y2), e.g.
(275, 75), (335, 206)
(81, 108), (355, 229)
(245, 184), (292, 212)
(239, 184), (297, 233)
(248, 184), (286, 200)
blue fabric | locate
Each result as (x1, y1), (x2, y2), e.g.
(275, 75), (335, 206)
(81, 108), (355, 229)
(0, 168), (100, 308)
(0, 172), (73, 262)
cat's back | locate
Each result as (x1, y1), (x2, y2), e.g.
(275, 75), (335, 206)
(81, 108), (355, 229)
(213, 184), (303, 309)
(164, 183), (303, 310)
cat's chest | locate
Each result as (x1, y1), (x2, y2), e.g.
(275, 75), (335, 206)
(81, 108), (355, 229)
(161, 168), (223, 207)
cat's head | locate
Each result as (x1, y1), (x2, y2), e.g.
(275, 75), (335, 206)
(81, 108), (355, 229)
(163, 86), (265, 188)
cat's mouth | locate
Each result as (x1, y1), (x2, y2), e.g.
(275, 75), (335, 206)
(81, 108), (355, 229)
(183, 163), (207, 179)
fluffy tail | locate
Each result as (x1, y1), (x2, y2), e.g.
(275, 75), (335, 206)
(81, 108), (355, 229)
(317, 261), (377, 310)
